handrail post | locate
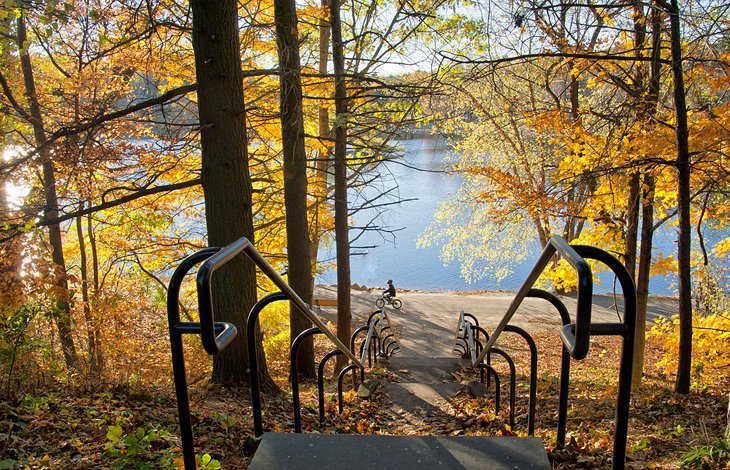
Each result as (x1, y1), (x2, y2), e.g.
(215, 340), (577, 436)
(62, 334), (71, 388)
(573, 245), (636, 470)
(167, 248), (219, 470)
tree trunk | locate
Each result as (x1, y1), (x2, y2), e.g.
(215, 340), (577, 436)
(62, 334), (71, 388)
(667, 0), (693, 394)
(632, 173), (654, 388)
(310, 0), (332, 293)
(86, 211), (104, 371)
(625, 172), (640, 279)
(76, 207), (102, 377)
(274, 0), (316, 379)
(190, 0), (276, 389)
(16, 13), (79, 370)
(631, 1), (662, 390)
(331, 0), (353, 371)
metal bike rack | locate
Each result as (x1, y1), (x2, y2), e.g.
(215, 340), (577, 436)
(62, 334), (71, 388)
(454, 311), (539, 435)
(356, 308), (400, 369)
(318, 349), (344, 424)
(291, 327), (324, 433)
(455, 312), (505, 417)
(338, 364), (360, 413)
(477, 236), (636, 470)
(168, 238), (363, 468)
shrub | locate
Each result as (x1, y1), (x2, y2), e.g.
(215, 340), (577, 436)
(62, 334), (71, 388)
(651, 313), (730, 389)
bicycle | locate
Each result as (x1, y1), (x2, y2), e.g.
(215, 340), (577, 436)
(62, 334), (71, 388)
(375, 294), (402, 309)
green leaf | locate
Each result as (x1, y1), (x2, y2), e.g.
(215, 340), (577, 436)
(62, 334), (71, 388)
(122, 433), (138, 447)
(0, 459), (18, 469)
(106, 425), (123, 443)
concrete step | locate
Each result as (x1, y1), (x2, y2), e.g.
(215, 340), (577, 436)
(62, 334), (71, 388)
(249, 433), (550, 469)
(386, 355), (467, 383)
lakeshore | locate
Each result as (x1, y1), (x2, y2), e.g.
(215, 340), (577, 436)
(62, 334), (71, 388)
(314, 283), (679, 330)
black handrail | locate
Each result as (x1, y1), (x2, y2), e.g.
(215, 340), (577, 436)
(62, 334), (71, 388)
(481, 237), (636, 470)
(200, 237), (361, 364)
(572, 245), (636, 469)
(479, 235), (593, 362)
(167, 248), (220, 470)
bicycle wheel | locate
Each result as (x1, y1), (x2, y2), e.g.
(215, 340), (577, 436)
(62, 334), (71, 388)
(392, 299), (402, 309)
(375, 298), (385, 308)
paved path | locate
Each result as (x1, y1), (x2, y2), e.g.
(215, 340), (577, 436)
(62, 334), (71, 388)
(315, 284), (678, 332)
(315, 285), (678, 427)
(379, 312), (466, 432)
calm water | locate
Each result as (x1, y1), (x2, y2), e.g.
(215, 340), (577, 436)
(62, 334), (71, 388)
(316, 137), (684, 295)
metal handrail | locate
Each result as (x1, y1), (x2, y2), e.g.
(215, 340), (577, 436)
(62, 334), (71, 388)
(360, 318), (378, 365)
(379, 307), (401, 354)
(197, 237), (361, 366)
(478, 235), (593, 364)
(454, 311), (479, 363)
(476, 236), (636, 470)
(167, 248), (220, 470)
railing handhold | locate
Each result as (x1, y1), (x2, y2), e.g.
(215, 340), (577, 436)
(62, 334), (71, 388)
(472, 236), (636, 470)
(479, 236), (593, 363)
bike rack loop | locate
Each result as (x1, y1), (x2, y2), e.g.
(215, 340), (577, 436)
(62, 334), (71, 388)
(463, 312), (479, 328)
(318, 349), (344, 424)
(291, 327), (324, 433)
(379, 326), (392, 354)
(247, 292), (286, 437)
(350, 325), (369, 352)
(338, 364), (361, 413)
(525, 288), (571, 442)
(351, 326), (369, 382)
(385, 341), (400, 356)
(489, 347), (516, 428)
(358, 333), (378, 368)
(502, 324), (538, 435)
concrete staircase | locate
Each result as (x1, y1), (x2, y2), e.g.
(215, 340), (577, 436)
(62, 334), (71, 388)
(248, 306), (551, 469)
(249, 433), (550, 469)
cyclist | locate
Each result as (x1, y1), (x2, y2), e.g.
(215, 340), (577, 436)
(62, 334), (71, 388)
(383, 280), (396, 302)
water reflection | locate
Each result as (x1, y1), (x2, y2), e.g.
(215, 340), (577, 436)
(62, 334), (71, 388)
(316, 137), (680, 295)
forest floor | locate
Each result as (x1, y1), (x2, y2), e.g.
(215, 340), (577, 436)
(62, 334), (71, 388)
(0, 288), (727, 469)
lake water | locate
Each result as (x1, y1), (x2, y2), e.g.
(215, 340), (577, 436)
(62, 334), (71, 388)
(315, 137), (684, 296)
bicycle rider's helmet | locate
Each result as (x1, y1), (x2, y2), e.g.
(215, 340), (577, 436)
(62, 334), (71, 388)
(387, 279), (393, 284)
